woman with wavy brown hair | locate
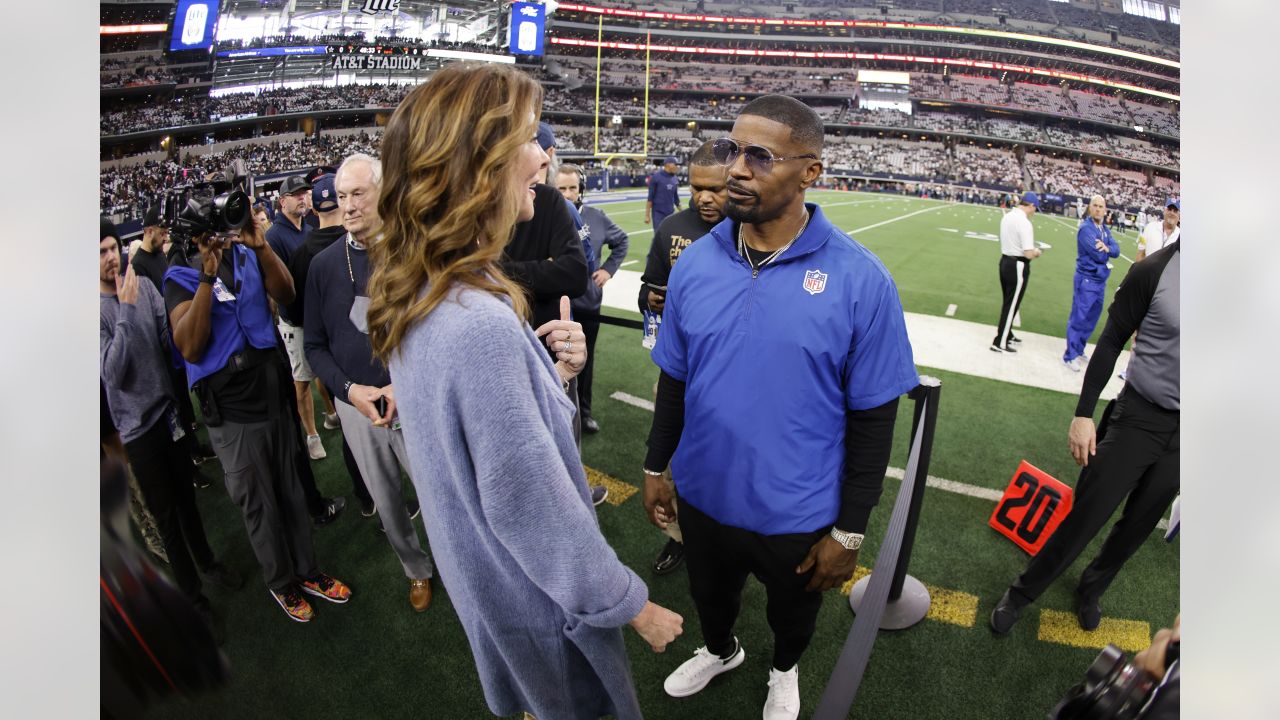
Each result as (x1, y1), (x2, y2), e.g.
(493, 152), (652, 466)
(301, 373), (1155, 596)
(365, 63), (682, 720)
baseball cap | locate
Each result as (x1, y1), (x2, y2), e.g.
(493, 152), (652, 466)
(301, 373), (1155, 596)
(311, 174), (339, 213)
(279, 175), (311, 196)
(304, 165), (336, 185)
(536, 122), (556, 151)
(1021, 191), (1040, 209)
(143, 202), (162, 228)
(1165, 198), (1180, 211)
(663, 155), (679, 165)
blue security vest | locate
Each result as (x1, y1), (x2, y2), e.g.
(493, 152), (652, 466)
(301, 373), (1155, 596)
(162, 244), (280, 387)
(652, 203), (919, 535)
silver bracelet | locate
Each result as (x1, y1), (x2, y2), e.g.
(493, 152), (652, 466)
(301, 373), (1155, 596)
(642, 468), (665, 477)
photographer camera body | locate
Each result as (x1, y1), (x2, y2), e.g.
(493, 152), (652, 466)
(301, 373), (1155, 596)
(160, 174), (351, 623)
(1050, 617), (1180, 720)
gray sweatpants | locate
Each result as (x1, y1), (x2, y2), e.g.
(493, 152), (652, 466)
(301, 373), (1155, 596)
(335, 401), (434, 580)
(208, 414), (317, 591)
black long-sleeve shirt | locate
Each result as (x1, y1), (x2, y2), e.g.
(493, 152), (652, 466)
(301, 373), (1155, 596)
(644, 371), (898, 535)
(637, 208), (719, 313)
(502, 184), (589, 329)
(1076, 241), (1179, 417)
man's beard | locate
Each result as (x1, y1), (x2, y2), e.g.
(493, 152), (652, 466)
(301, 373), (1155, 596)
(724, 198), (762, 224)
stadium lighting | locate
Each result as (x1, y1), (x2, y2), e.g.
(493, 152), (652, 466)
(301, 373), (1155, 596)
(549, 37), (1180, 101)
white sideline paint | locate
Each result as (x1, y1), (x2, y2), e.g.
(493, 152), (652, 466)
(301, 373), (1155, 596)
(627, 229), (654, 236)
(620, 260), (638, 268)
(607, 392), (1169, 529)
(945, 304), (958, 317)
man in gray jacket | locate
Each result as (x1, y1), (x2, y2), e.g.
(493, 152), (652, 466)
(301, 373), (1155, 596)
(556, 163), (629, 434)
(99, 219), (241, 641)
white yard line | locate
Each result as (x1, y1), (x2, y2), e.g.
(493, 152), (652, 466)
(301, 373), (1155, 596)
(945, 304), (958, 317)
(627, 229), (654, 236)
(610, 391), (654, 412)
(620, 260), (639, 268)
(847, 203), (953, 235)
(610, 391), (1168, 530)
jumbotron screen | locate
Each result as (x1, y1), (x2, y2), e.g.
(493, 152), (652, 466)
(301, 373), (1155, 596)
(169, 0), (221, 52)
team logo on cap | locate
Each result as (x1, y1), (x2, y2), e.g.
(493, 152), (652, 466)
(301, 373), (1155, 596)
(803, 269), (827, 296)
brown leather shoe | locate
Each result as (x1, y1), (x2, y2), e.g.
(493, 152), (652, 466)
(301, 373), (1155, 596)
(409, 578), (432, 612)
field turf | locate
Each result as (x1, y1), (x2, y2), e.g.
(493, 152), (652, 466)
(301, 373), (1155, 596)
(142, 190), (1176, 720)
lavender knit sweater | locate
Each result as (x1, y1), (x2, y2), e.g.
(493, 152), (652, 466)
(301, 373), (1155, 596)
(390, 286), (649, 720)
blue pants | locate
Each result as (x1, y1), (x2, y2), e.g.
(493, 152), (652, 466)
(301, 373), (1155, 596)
(1064, 273), (1107, 361)
(652, 208), (672, 234)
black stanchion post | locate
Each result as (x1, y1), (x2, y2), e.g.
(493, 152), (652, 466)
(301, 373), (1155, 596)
(889, 378), (941, 602)
(847, 375), (941, 630)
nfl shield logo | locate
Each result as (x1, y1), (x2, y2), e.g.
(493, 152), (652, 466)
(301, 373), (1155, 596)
(803, 269), (828, 296)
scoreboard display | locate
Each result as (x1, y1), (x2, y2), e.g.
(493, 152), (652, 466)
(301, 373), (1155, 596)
(170, 0), (220, 52)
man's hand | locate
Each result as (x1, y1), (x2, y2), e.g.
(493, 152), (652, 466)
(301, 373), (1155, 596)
(642, 472), (677, 530)
(628, 601), (684, 653)
(196, 234), (225, 276)
(592, 268), (612, 288)
(1069, 416), (1097, 467)
(347, 383), (382, 423)
(116, 262), (140, 306)
(534, 296), (587, 382)
(796, 535), (859, 592)
(643, 215), (651, 225)
(233, 216), (268, 250)
(647, 290), (665, 313)
(1134, 615), (1179, 679)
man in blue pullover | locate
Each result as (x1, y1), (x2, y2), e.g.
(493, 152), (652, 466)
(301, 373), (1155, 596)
(645, 155), (682, 232)
(642, 95), (918, 720)
(1064, 194), (1120, 371)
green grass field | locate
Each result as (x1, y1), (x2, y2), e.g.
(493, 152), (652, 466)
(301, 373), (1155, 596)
(142, 190), (1175, 720)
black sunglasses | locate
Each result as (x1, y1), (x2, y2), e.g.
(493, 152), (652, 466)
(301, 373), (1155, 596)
(711, 138), (817, 174)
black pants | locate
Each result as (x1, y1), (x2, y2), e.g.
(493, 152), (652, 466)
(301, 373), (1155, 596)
(1011, 388), (1179, 604)
(994, 255), (1031, 346)
(679, 497), (827, 671)
(578, 314), (601, 418)
(124, 414), (216, 606)
(166, 362), (204, 472)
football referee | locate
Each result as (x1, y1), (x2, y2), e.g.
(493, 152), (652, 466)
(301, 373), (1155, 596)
(991, 191), (1042, 353)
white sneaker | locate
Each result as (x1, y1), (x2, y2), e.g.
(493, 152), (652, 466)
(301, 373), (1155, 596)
(763, 666), (800, 720)
(1063, 357), (1082, 373)
(306, 434), (327, 460)
(323, 412), (340, 430)
(663, 640), (745, 698)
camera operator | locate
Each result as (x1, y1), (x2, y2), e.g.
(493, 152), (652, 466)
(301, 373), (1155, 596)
(162, 201), (351, 623)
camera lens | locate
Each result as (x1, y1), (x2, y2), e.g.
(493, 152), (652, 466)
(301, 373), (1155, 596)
(213, 190), (250, 233)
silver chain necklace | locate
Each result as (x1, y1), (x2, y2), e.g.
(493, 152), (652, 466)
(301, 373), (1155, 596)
(738, 209), (809, 273)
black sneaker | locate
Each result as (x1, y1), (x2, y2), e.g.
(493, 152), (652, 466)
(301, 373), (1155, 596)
(989, 589), (1026, 636)
(1008, 335), (1022, 344)
(407, 498), (421, 520)
(201, 561), (244, 590)
(312, 496), (347, 527)
(582, 415), (600, 434)
(192, 471), (212, 489)
(360, 497), (377, 518)
(653, 538), (685, 575)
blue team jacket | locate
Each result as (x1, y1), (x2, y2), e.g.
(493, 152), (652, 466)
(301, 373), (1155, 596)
(1075, 219), (1120, 280)
(652, 203), (919, 535)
